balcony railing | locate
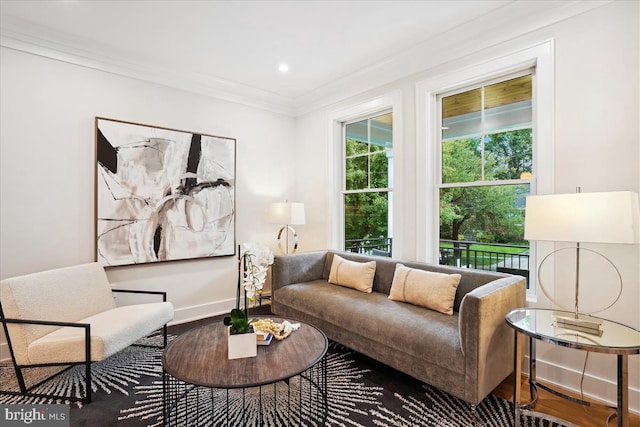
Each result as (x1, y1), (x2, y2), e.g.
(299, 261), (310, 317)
(439, 239), (530, 287)
(344, 237), (529, 286)
(345, 237), (392, 257)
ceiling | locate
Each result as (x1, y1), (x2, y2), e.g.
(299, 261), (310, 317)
(0, 1), (606, 116)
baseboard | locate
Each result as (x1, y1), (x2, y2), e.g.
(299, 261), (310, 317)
(168, 298), (237, 326)
(526, 355), (640, 416)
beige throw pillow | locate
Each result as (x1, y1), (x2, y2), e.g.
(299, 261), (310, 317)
(389, 264), (461, 315)
(328, 254), (376, 293)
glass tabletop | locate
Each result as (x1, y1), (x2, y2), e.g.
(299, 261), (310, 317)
(506, 308), (640, 354)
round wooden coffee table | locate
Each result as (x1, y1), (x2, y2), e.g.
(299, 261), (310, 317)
(162, 317), (328, 426)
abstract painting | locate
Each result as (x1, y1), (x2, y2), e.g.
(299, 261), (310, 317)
(95, 118), (235, 266)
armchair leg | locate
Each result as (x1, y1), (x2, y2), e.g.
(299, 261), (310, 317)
(85, 325), (92, 403)
(14, 366), (28, 395)
(163, 324), (168, 348)
(85, 362), (92, 403)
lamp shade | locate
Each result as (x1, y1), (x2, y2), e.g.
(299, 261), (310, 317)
(524, 191), (640, 244)
(268, 202), (306, 225)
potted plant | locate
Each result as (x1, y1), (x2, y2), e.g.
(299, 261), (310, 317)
(223, 243), (274, 359)
(224, 308), (253, 335)
(224, 308), (257, 359)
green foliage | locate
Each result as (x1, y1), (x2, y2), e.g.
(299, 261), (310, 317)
(476, 231), (495, 243)
(346, 156), (367, 189)
(440, 185), (527, 243)
(345, 137), (390, 244)
(442, 137), (483, 184)
(370, 151), (389, 188)
(223, 308), (253, 335)
(440, 131), (530, 243)
(344, 192), (388, 241)
(346, 138), (368, 156)
(484, 129), (532, 180)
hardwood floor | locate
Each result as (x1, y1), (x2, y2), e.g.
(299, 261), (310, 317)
(493, 374), (640, 427)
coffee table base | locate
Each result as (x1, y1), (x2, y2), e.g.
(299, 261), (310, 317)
(163, 356), (327, 426)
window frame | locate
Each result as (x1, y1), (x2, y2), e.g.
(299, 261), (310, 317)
(342, 111), (394, 253)
(416, 40), (555, 299)
(328, 92), (403, 257)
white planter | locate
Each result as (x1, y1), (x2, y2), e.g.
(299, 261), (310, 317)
(227, 329), (257, 359)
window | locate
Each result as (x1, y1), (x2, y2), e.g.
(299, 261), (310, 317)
(416, 40), (554, 297)
(342, 111), (393, 255)
(437, 73), (532, 285)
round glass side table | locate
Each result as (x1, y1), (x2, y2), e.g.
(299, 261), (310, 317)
(506, 308), (640, 427)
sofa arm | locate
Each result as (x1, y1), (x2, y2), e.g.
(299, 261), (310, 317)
(1, 317), (91, 367)
(458, 275), (526, 404)
(272, 251), (328, 292)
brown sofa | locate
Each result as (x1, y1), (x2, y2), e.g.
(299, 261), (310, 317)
(271, 250), (526, 407)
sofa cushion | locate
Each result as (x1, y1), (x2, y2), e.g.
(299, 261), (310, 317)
(26, 302), (174, 365)
(328, 254), (376, 293)
(323, 251), (510, 310)
(274, 281), (464, 374)
(389, 264), (461, 315)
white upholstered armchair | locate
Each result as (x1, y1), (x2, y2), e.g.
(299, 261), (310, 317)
(0, 262), (174, 403)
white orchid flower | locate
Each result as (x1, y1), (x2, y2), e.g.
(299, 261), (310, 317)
(240, 243), (274, 303)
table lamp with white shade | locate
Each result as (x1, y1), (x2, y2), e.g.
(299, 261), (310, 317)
(524, 189), (639, 334)
(268, 202), (306, 253)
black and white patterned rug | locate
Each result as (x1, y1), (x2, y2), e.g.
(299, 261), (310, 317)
(0, 330), (576, 427)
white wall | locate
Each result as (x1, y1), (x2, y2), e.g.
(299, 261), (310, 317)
(294, 1), (639, 413)
(0, 47), (296, 330)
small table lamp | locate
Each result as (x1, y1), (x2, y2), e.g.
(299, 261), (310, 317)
(269, 202), (306, 253)
(524, 189), (639, 334)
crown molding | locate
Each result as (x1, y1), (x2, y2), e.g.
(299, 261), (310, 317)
(0, 24), (297, 116)
(1, 1), (609, 118)
(291, 0), (610, 116)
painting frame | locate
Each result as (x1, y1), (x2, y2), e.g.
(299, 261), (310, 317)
(94, 117), (236, 267)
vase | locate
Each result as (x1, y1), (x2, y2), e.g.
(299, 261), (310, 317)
(227, 328), (257, 359)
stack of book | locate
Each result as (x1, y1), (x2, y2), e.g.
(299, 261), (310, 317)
(255, 330), (273, 346)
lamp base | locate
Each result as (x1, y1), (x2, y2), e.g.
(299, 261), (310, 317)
(553, 315), (603, 336)
(537, 246), (623, 319)
(276, 225), (299, 254)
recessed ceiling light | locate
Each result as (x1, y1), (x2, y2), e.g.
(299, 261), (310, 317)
(278, 64), (289, 73)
